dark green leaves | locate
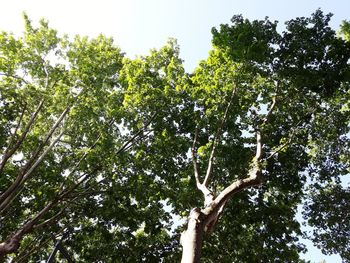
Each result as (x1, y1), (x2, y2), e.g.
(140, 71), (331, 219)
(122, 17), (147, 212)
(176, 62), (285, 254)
(304, 184), (350, 261)
(212, 15), (279, 66)
(1, 10), (349, 262)
(278, 10), (350, 97)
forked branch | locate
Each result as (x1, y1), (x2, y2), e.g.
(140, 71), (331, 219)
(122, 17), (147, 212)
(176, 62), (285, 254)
(191, 127), (214, 205)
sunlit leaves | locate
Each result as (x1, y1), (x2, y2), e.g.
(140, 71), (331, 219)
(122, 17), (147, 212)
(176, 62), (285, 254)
(1, 9), (349, 262)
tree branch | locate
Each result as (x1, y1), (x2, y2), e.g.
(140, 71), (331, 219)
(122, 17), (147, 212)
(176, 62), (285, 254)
(116, 113), (156, 154)
(0, 197), (58, 257)
(0, 72), (30, 85)
(265, 140), (290, 160)
(264, 116), (305, 161)
(191, 127), (215, 206)
(203, 87), (236, 187)
(32, 211), (64, 231)
(262, 95), (277, 125)
(23, 129), (65, 182)
(202, 126), (264, 225)
(201, 92), (279, 222)
(0, 106), (69, 207)
(0, 112), (154, 257)
(0, 122), (64, 211)
(0, 130), (65, 212)
(11, 235), (51, 263)
(191, 127), (201, 187)
(0, 103), (27, 164)
(0, 100), (44, 176)
(255, 130), (263, 161)
(0, 184), (24, 216)
(202, 161), (262, 223)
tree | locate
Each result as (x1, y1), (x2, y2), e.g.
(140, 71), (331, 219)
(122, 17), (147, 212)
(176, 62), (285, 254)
(0, 10), (349, 263)
(302, 20), (350, 263)
(0, 15), (173, 261)
(169, 10), (349, 263)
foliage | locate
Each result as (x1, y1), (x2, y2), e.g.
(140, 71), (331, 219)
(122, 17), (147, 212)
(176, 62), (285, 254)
(304, 185), (350, 262)
(0, 14), (174, 262)
(0, 9), (349, 263)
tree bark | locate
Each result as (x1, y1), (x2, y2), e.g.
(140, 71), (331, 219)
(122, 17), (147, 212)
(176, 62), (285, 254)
(180, 208), (205, 263)
(0, 231), (23, 258)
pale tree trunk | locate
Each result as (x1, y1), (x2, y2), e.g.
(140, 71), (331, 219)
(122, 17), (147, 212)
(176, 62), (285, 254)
(180, 90), (279, 262)
(180, 208), (205, 263)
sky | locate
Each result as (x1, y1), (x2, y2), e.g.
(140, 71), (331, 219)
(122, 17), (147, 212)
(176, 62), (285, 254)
(0, 0), (349, 262)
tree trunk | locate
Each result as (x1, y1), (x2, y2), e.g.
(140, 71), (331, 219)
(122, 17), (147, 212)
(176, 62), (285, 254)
(180, 208), (205, 263)
(0, 232), (22, 258)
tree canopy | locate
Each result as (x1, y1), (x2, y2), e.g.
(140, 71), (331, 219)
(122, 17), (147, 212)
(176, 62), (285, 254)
(0, 10), (349, 263)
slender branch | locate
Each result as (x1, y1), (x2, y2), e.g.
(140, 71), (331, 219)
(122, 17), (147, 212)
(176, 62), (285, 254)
(57, 119), (115, 191)
(0, 130), (65, 212)
(11, 236), (51, 263)
(116, 113), (156, 154)
(59, 172), (92, 200)
(201, 93), (279, 222)
(121, 128), (153, 153)
(265, 117), (305, 161)
(0, 113), (154, 257)
(22, 187), (74, 232)
(0, 72), (30, 85)
(203, 87), (236, 187)
(191, 127), (201, 186)
(1, 103), (27, 159)
(63, 189), (107, 199)
(0, 107), (69, 207)
(57, 114), (157, 199)
(42, 58), (50, 89)
(22, 130), (65, 182)
(32, 205), (67, 231)
(0, 129), (65, 209)
(265, 140), (290, 160)
(0, 198), (58, 255)
(190, 127), (214, 205)
(202, 86), (313, 228)
(254, 93), (277, 161)
(3, 173), (85, 253)
(202, 126), (264, 223)
(0, 184), (24, 215)
(0, 100), (44, 175)
(255, 130), (262, 161)
(41, 107), (71, 149)
(262, 95), (277, 125)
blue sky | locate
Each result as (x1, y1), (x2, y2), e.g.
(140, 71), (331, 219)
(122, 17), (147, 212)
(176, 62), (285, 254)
(1, 0), (350, 73)
(1, 0), (349, 262)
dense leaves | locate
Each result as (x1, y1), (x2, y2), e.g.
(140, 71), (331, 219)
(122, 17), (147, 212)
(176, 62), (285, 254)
(304, 185), (350, 262)
(0, 10), (349, 262)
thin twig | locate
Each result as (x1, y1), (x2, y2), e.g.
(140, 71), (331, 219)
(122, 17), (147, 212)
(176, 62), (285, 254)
(203, 87), (237, 187)
(191, 127), (201, 186)
(0, 125), (64, 212)
(0, 106), (69, 206)
(32, 205), (68, 231)
(0, 100), (44, 175)
(0, 72), (30, 85)
(116, 113), (156, 154)
(265, 118), (304, 160)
